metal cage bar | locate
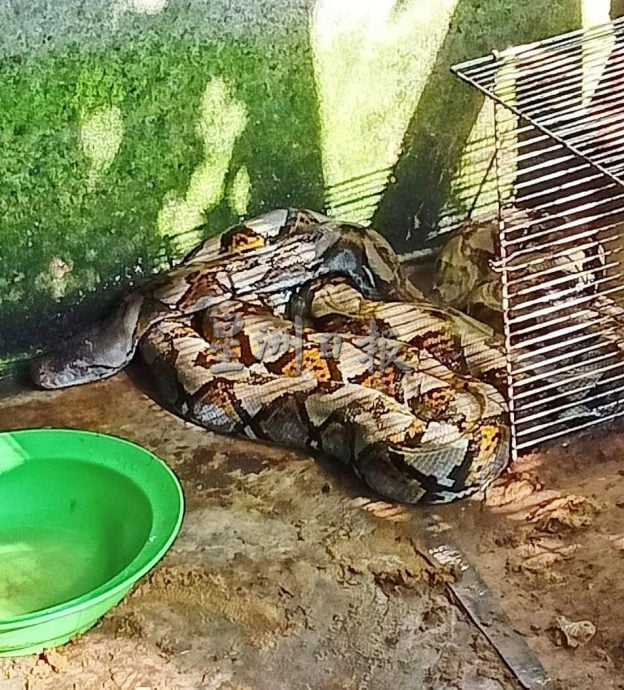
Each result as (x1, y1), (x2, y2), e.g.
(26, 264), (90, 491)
(453, 17), (624, 457)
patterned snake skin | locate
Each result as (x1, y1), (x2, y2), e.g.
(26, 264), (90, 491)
(32, 209), (510, 503)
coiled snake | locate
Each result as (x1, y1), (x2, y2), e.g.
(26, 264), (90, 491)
(32, 209), (510, 503)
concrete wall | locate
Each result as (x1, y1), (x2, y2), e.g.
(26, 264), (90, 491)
(0, 0), (586, 366)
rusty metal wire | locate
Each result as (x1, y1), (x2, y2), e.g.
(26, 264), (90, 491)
(453, 17), (624, 458)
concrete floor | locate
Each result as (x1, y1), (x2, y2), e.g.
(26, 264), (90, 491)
(0, 373), (520, 690)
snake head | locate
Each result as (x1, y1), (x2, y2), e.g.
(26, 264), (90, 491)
(30, 342), (115, 389)
(31, 334), (135, 388)
(30, 326), (134, 389)
(31, 356), (81, 389)
(31, 294), (144, 389)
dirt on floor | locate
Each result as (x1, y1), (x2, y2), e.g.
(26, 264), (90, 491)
(0, 374), (520, 690)
(433, 428), (624, 690)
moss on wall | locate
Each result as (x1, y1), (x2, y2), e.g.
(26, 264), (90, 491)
(0, 29), (324, 363)
(0, 0), (586, 369)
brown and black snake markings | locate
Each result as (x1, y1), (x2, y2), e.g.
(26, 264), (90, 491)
(32, 208), (512, 504)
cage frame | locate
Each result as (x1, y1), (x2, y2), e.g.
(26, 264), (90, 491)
(452, 16), (624, 459)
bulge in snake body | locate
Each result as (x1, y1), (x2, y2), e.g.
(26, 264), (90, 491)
(139, 294), (509, 503)
(32, 221), (370, 388)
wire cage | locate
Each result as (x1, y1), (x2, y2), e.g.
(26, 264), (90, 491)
(452, 17), (624, 459)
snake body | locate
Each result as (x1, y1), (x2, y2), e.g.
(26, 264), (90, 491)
(32, 209), (511, 503)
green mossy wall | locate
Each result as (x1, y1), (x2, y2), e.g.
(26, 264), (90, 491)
(0, 0), (584, 369)
(0, 22), (323, 367)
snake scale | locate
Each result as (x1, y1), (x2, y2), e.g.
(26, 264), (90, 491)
(32, 209), (511, 503)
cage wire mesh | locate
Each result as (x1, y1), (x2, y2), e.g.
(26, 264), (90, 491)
(452, 17), (624, 459)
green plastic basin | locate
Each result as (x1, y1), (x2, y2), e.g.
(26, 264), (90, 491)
(0, 428), (184, 656)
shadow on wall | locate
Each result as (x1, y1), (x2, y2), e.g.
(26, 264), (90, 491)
(0, 3), (324, 362)
(373, 0), (582, 253)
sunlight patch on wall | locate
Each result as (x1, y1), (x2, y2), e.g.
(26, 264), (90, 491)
(311, 0), (459, 224)
(444, 54), (518, 239)
(111, 0), (168, 23)
(492, 57), (519, 208)
(128, 0), (168, 14)
(34, 257), (73, 301)
(446, 37), (548, 240)
(79, 105), (124, 190)
(157, 77), (247, 253)
(228, 166), (252, 218)
(582, 0), (610, 27)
